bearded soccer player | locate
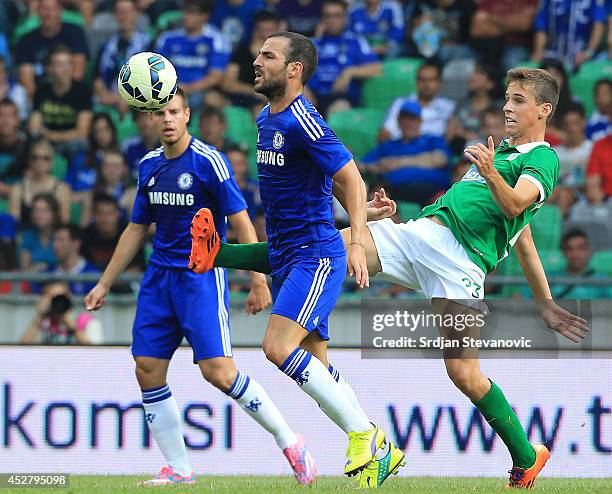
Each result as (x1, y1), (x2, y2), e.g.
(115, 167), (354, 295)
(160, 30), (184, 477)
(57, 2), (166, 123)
(190, 68), (591, 488)
(84, 88), (316, 486)
(190, 31), (405, 481)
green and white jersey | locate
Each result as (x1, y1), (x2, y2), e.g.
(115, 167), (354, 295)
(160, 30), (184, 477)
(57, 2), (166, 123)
(419, 139), (559, 274)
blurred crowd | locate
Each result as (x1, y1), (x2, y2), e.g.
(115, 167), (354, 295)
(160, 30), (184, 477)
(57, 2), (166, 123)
(0, 0), (611, 310)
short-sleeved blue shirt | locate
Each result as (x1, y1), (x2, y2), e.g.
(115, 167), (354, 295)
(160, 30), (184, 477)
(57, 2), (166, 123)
(155, 25), (230, 84)
(256, 95), (352, 271)
(131, 137), (247, 268)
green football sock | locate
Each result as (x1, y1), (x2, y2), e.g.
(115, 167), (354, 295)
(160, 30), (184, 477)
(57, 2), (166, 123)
(473, 381), (536, 469)
(214, 242), (271, 274)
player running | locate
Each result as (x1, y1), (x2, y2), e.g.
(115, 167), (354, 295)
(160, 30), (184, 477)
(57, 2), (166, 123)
(189, 68), (590, 488)
(84, 88), (316, 486)
(190, 31), (404, 481)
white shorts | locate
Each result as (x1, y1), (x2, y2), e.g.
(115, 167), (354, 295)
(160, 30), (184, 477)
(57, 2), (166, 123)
(368, 217), (487, 302)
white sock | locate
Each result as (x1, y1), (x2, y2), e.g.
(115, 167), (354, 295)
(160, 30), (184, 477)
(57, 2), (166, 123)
(328, 364), (369, 424)
(279, 348), (371, 434)
(142, 384), (191, 477)
(227, 372), (298, 449)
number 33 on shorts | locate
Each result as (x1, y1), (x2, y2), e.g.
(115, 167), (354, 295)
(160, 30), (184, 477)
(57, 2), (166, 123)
(462, 276), (482, 298)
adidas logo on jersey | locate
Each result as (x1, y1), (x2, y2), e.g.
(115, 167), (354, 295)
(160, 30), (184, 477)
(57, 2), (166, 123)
(148, 176), (155, 187)
(148, 191), (195, 206)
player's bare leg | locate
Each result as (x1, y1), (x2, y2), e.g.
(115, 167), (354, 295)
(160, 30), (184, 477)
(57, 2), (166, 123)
(135, 357), (195, 486)
(263, 315), (385, 476)
(432, 298), (549, 488)
(197, 356), (316, 485)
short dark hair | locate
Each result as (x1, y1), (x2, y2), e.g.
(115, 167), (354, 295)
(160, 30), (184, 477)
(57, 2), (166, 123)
(183, 0), (214, 14)
(267, 31), (318, 85)
(199, 104), (226, 123)
(322, 0), (349, 10)
(563, 101), (586, 119)
(47, 44), (72, 64)
(0, 97), (18, 113)
(55, 223), (83, 242)
(224, 143), (247, 155)
(506, 67), (560, 123)
(417, 62), (442, 80)
(561, 228), (589, 249)
(93, 193), (120, 211)
(594, 79), (612, 93)
(254, 9), (280, 26)
(31, 193), (60, 228)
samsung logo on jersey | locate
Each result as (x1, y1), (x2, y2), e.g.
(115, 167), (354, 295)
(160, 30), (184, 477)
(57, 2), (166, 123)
(148, 191), (195, 206)
(257, 149), (285, 167)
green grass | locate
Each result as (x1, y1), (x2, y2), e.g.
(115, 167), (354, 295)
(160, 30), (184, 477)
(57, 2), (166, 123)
(7, 476), (612, 493)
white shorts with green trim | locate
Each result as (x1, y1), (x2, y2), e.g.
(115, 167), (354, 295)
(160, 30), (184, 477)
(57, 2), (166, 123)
(367, 217), (487, 304)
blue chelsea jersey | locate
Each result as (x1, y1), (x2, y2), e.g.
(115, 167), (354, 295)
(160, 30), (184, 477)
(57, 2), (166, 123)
(131, 137), (247, 269)
(256, 95), (352, 270)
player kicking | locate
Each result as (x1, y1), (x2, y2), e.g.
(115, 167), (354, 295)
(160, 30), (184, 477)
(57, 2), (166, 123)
(189, 68), (590, 488)
(190, 31), (404, 482)
(84, 88), (316, 486)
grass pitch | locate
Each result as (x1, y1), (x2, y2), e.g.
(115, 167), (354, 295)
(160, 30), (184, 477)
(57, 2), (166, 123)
(7, 476), (612, 493)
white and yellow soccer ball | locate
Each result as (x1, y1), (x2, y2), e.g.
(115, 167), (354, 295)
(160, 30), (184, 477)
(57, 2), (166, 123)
(118, 52), (178, 112)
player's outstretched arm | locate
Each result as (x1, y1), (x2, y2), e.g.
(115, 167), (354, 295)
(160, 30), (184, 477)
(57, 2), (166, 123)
(85, 222), (150, 311)
(227, 210), (272, 315)
(514, 225), (590, 342)
(333, 160), (369, 288)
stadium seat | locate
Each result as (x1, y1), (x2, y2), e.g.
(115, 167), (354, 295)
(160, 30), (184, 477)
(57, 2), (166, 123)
(570, 61), (612, 117)
(530, 204), (562, 250)
(512, 60), (539, 69)
(592, 249), (612, 276)
(397, 201), (421, 222)
(70, 202), (83, 225)
(539, 248), (566, 274)
(188, 110), (201, 136)
(327, 107), (386, 160)
(223, 105), (257, 149)
(0, 199), (7, 213)
(155, 10), (183, 34)
(362, 57), (423, 110)
(51, 154), (67, 181)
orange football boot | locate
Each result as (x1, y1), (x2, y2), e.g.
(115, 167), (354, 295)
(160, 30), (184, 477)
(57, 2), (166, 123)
(189, 208), (220, 274)
(506, 444), (550, 489)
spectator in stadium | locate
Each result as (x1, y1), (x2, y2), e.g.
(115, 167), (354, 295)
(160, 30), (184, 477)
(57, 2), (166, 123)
(349, 0), (404, 58)
(550, 103), (593, 218)
(464, 107), (508, 149)
(8, 138), (71, 226)
(308, 0), (381, 116)
(379, 62), (455, 142)
(225, 144), (261, 218)
(82, 193), (146, 274)
(90, 150), (135, 220)
(50, 224), (99, 296)
(446, 63), (502, 155)
(586, 79), (612, 141)
(66, 113), (120, 198)
(538, 59), (576, 145)
(210, 0), (267, 48)
(20, 281), (104, 344)
(132, 0), (181, 25)
(28, 45), (94, 160)
(14, 0), (89, 99)
(197, 105), (238, 153)
(0, 57), (29, 122)
(409, 0), (475, 63)
(534, 229), (612, 299)
(361, 100), (451, 205)
(0, 99), (28, 198)
(222, 9), (280, 108)
(469, 0), (537, 72)
(94, 0), (151, 117)
(585, 111), (612, 205)
(18, 193), (60, 272)
(0, 213), (18, 294)
(122, 111), (160, 178)
(275, 0), (321, 36)
(155, 0), (231, 110)
(532, 0), (606, 69)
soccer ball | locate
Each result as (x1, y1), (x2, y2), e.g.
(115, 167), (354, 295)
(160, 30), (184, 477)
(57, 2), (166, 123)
(118, 52), (178, 112)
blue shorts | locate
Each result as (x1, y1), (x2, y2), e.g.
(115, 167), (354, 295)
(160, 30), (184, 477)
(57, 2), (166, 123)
(131, 264), (232, 362)
(271, 256), (346, 340)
